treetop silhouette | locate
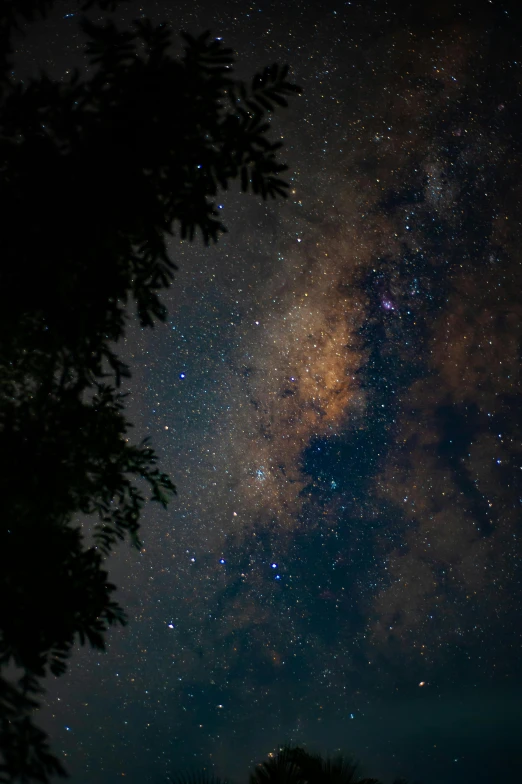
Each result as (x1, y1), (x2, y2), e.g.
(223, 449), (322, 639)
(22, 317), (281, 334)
(170, 745), (417, 784)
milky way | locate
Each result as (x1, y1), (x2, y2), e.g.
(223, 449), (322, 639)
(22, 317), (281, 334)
(37, 2), (522, 782)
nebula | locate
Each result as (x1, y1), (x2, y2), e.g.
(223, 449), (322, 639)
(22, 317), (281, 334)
(367, 257), (522, 660)
(142, 3), (522, 680)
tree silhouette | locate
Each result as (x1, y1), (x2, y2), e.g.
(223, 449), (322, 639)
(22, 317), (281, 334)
(169, 773), (232, 784)
(0, 1), (301, 779)
(250, 746), (306, 784)
(250, 747), (380, 784)
(170, 745), (417, 784)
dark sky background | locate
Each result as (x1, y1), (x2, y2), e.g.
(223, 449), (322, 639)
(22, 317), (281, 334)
(17, 0), (522, 781)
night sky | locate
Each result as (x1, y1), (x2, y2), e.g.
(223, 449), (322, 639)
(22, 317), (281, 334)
(18, 0), (522, 781)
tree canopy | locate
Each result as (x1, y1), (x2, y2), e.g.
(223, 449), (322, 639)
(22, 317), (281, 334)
(170, 745), (417, 784)
(0, 1), (300, 780)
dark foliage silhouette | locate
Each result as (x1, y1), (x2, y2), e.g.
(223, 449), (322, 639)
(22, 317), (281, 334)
(170, 746), (417, 784)
(250, 747), (380, 784)
(169, 773), (231, 784)
(0, 1), (301, 779)
(249, 746), (307, 784)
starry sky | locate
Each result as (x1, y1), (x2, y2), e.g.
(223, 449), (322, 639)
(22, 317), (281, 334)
(18, 0), (522, 781)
